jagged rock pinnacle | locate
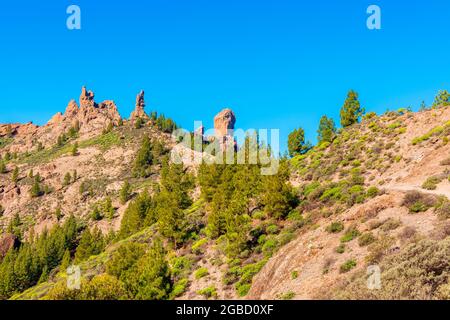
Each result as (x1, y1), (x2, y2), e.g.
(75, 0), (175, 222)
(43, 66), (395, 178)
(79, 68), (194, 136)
(130, 90), (149, 121)
(79, 86), (95, 109)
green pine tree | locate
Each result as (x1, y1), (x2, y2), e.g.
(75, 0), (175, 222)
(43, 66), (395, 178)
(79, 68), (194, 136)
(0, 161), (6, 174)
(119, 190), (153, 239)
(119, 181), (132, 205)
(71, 142), (79, 156)
(340, 90), (364, 127)
(55, 207), (63, 220)
(91, 206), (102, 221)
(60, 249), (71, 271)
(132, 136), (153, 177)
(103, 197), (115, 219)
(317, 115), (336, 144)
(130, 239), (171, 300)
(63, 172), (72, 186)
(74, 228), (104, 263)
(287, 127), (312, 157)
(134, 117), (144, 129)
(260, 161), (297, 219)
(7, 213), (22, 239)
(432, 89), (450, 107)
(30, 175), (43, 197)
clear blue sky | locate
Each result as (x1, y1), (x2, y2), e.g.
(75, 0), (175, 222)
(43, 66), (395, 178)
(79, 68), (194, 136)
(1, 0), (449, 152)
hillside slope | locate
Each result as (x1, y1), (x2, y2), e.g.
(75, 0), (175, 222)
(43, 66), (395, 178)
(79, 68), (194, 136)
(250, 108), (450, 299)
(0, 90), (449, 300)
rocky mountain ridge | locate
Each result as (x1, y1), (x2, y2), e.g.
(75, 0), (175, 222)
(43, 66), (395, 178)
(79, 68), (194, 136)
(0, 90), (449, 301)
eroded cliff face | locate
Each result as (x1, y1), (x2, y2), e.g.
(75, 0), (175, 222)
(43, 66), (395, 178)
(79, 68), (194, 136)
(248, 107), (450, 300)
(0, 87), (123, 153)
(0, 87), (171, 240)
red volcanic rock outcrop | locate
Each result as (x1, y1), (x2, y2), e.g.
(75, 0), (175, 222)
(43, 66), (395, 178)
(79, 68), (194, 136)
(213, 108), (237, 150)
(46, 87), (122, 133)
(214, 108), (236, 137)
(0, 123), (38, 138)
(79, 86), (95, 110)
(47, 112), (64, 126)
(130, 90), (149, 121)
(0, 233), (20, 259)
(65, 99), (79, 118)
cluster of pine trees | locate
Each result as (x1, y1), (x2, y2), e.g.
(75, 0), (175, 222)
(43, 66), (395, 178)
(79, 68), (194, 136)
(45, 239), (171, 300)
(120, 160), (194, 245)
(0, 214), (112, 300)
(132, 136), (167, 178)
(134, 113), (177, 133)
(198, 157), (297, 258)
(288, 90), (360, 157)
(0, 216), (79, 299)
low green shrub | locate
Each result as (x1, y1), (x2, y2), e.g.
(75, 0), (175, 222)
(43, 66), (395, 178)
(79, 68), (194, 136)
(340, 227), (360, 243)
(280, 291), (296, 300)
(194, 267), (209, 279)
(266, 224), (279, 235)
(358, 232), (376, 247)
(366, 186), (380, 198)
(335, 244), (346, 254)
(422, 176), (442, 190)
(192, 238), (208, 255)
(326, 222), (344, 233)
(171, 279), (189, 298)
(340, 259), (357, 273)
(197, 286), (217, 299)
(380, 218), (402, 231)
(402, 191), (437, 213)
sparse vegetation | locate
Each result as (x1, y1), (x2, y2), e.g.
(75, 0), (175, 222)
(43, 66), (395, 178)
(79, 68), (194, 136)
(291, 270), (298, 279)
(197, 286), (217, 299)
(422, 176), (442, 190)
(411, 120), (450, 145)
(339, 259), (357, 273)
(0, 161), (6, 174)
(380, 218), (402, 231)
(358, 232), (376, 247)
(340, 227), (360, 243)
(402, 191), (436, 213)
(194, 267), (209, 280)
(280, 291), (296, 300)
(326, 222), (344, 233)
(334, 238), (450, 299)
(335, 244), (346, 254)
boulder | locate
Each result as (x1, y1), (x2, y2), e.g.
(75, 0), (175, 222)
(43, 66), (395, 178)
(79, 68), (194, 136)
(214, 108), (236, 137)
(0, 233), (20, 259)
